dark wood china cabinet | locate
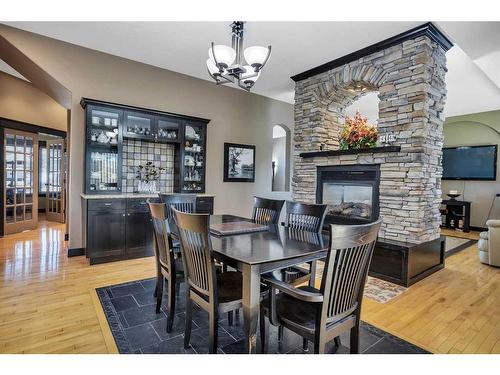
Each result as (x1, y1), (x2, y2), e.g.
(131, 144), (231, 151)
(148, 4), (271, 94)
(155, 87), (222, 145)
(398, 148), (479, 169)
(80, 98), (211, 264)
(81, 98), (209, 194)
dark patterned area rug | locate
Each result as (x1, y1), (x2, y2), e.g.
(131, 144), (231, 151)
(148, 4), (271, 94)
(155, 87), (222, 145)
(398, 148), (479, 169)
(96, 278), (429, 354)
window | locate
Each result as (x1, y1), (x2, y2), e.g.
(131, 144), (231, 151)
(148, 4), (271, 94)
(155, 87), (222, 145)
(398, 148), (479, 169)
(39, 144), (47, 193)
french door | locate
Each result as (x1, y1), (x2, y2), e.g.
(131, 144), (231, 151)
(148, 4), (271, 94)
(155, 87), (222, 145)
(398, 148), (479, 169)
(45, 139), (65, 223)
(4, 129), (38, 234)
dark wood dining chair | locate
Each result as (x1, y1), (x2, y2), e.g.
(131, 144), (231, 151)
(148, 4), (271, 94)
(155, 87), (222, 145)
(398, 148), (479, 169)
(284, 201), (327, 233)
(260, 219), (382, 354)
(155, 194), (196, 295)
(147, 199), (184, 333)
(280, 201), (328, 286)
(172, 208), (245, 354)
(252, 196), (285, 225)
(158, 193), (197, 219)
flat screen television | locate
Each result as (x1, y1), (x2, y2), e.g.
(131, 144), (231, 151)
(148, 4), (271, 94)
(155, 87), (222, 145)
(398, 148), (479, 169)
(442, 145), (497, 181)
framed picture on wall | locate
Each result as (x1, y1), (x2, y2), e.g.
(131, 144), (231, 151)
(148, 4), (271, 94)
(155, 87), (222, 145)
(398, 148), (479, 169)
(223, 143), (256, 182)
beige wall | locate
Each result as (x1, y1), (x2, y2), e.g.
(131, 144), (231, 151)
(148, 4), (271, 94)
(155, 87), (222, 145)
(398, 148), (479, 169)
(0, 71), (67, 131)
(0, 25), (293, 249)
(443, 110), (500, 228)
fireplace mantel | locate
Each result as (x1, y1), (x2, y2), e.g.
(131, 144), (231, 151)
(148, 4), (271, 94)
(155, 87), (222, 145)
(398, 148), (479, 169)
(299, 145), (401, 158)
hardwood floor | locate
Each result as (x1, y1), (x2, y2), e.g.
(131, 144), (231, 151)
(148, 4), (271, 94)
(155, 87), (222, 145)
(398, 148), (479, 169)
(1, 221), (499, 353)
(0, 219), (155, 353)
(362, 229), (500, 354)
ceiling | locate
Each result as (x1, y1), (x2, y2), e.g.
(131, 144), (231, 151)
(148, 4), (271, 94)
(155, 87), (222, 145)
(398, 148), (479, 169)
(1, 21), (499, 118)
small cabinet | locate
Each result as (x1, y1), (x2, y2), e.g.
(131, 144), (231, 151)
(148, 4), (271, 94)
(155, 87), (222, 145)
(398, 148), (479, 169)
(85, 105), (123, 194)
(85, 198), (155, 264)
(181, 121), (206, 193)
(156, 116), (180, 142)
(86, 200), (126, 263)
(125, 199), (154, 256)
(123, 111), (155, 140)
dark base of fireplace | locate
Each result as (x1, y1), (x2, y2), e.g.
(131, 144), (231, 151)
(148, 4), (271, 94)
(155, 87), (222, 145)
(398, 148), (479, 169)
(369, 236), (446, 287)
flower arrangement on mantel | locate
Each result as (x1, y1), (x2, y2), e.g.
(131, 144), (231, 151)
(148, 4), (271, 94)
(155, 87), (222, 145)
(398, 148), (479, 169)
(135, 161), (165, 193)
(339, 111), (378, 150)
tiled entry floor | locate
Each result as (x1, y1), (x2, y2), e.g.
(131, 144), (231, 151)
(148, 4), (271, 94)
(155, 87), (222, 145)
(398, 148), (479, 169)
(96, 278), (429, 354)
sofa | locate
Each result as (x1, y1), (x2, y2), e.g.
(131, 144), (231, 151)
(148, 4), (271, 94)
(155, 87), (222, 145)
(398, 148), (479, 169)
(478, 220), (500, 267)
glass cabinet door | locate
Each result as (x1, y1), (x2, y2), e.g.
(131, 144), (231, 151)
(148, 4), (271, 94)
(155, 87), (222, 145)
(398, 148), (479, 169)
(124, 111), (154, 139)
(182, 122), (205, 192)
(86, 106), (122, 193)
(156, 116), (180, 142)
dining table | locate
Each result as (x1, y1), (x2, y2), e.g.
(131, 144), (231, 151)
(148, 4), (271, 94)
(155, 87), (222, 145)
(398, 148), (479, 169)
(169, 214), (329, 354)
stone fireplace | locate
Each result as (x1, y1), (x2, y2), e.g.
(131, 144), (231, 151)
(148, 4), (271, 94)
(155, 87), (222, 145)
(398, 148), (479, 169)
(291, 23), (452, 245)
(317, 164), (380, 225)
(291, 24), (452, 286)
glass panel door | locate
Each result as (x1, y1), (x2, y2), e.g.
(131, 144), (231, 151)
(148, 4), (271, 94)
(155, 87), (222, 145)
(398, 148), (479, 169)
(87, 106), (121, 193)
(156, 116), (180, 141)
(124, 111), (154, 139)
(182, 123), (205, 192)
(46, 139), (65, 223)
(3, 129), (38, 235)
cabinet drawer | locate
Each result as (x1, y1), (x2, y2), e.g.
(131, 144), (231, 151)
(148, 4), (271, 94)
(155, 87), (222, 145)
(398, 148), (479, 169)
(127, 199), (151, 213)
(88, 199), (126, 212)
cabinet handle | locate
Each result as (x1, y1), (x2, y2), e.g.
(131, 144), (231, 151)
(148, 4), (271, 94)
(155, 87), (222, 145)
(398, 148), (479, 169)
(104, 203), (112, 206)
(127, 213), (130, 216)
(122, 214), (126, 217)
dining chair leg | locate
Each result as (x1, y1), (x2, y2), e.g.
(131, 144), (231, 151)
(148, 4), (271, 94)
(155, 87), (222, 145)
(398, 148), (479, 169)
(259, 307), (268, 354)
(183, 293), (193, 350)
(302, 337), (309, 352)
(334, 336), (341, 348)
(153, 283), (158, 298)
(209, 310), (219, 354)
(166, 278), (176, 333)
(155, 277), (164, 314)
(350, 325), (360, 354)
(314, 335), (326, 354)
(278, 325), (284, 342)
(228, 311), (233, 326)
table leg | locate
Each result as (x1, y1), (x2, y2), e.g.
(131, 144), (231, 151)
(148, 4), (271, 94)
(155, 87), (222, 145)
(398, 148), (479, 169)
(308, 260), (317, 287)
(242, 263), (260, 354)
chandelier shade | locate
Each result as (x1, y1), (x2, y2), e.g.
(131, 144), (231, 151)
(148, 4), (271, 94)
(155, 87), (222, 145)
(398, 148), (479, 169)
(206, 58), (220, 76)
(208, 45), (236, 69)
(206, 21), (270, 91)
(244, 46), (271, 69)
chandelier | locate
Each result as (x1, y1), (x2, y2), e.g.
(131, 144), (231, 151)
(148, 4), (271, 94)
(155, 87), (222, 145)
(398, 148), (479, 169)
(206, 21), (271, 91)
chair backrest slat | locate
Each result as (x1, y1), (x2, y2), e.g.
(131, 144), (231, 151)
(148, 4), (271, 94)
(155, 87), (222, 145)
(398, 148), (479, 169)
(148, 200), (175, 272)
(252, 196), (285, 225)
(285, 201), (327, 233)
(159, 193), (197, 220)
(173, 208), (216, 299)
(320, 220), (382, 323)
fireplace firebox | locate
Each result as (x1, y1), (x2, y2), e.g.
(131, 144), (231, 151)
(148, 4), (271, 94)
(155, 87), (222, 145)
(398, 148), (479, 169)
(316, 165), (380, 227)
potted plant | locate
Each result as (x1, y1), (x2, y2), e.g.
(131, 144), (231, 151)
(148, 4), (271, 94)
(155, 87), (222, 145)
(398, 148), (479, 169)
(136, 161), (165, 193)
(339, 111), (378, 150)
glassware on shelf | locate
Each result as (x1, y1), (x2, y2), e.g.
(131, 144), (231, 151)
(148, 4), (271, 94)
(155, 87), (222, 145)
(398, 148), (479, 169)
(125, 114), (152, 137)
(89, 151), (118, 191)
(157, 118), (179, 140)
(90, 109), (120, 129)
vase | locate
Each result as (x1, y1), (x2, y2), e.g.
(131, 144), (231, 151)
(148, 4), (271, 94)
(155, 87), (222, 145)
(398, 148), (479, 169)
(137, 180), (157, 193)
